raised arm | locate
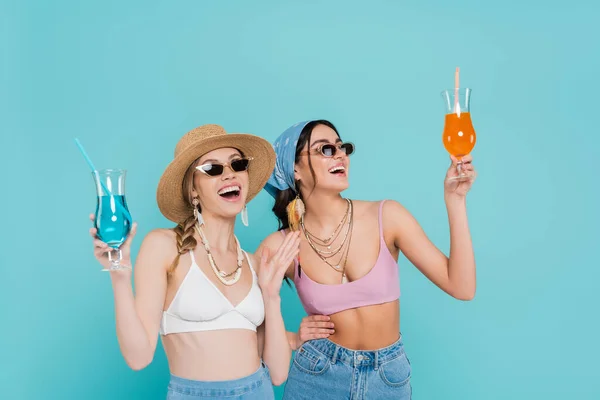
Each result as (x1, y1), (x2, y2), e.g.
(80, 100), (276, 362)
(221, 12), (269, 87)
(254, 231), (300, 385)
(91, 219), (171, 370)
(385, 156), (477, 300)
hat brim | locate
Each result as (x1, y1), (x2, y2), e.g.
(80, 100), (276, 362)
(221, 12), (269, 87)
(157, 133), (275, 223)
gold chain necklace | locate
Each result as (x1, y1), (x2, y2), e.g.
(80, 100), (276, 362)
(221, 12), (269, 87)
(194, 222), (243, 286)
(338, 213), (354, 284)
(320, 208), (353, 283)
(303, 228), (349, 257)
(303, 199), (350, 246)
(301, 199), (354, 279)
(301, 199), (351, 257)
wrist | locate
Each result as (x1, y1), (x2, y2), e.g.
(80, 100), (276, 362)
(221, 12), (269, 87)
(444, 194), (466, 208)
(262, 294), (281, 306)
(109, 264), (133, 283)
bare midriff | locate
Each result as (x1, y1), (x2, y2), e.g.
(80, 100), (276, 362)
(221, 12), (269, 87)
(162, 329), (260, 380)
(327, 300), (400, 350)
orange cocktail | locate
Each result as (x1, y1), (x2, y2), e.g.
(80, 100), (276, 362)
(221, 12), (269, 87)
(441, 68), (476, 181)
(442, 111), (476, 158)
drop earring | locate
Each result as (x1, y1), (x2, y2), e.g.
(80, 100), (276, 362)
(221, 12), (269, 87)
(241, 204), (249, 227)
(192, 197), (204, 226)
(286, 183), (305, 232)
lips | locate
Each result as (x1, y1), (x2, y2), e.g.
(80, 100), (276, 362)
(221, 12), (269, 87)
(217, 184), (241, 201)
(328, 164), (346, 175)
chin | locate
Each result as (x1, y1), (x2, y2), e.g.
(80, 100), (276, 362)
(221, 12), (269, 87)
(225, 210), (242, 219)
(336, 184), (350, 193)
(219, 200), (245, 213)
(321, 182), (349, 193)
(214, 207), (243, 221)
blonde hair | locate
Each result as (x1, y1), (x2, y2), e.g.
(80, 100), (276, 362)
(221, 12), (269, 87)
(168, 161), (199, 275)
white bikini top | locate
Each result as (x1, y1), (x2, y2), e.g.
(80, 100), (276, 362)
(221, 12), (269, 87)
(160, 250), (265, 335)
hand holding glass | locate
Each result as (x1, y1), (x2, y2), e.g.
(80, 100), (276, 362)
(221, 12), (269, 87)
(441, 88), (476, 181)
(92, 169), (132, 271)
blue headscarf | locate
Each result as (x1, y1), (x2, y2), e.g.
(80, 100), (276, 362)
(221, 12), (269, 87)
(264, 120), (312, 198)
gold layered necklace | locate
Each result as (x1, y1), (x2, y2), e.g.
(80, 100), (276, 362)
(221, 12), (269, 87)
(302, 199), (350, 249)
(300, 199), (354, 284)
(194, 222), (243, 286)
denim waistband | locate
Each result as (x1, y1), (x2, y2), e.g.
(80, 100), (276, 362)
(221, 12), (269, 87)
(305, 336), (406, 369)
(168, 361), (269, 395)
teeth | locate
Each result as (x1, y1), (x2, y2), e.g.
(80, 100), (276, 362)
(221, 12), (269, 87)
(329, 166), (345, 173)
(218, 186), (240, 195)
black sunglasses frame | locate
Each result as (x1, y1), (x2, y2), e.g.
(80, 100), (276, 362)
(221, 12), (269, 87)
(195, 157), (253, 177)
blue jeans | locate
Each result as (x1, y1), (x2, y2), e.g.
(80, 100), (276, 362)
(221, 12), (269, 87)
(166, 362), (274, 399)
(283, 337), (412, 400)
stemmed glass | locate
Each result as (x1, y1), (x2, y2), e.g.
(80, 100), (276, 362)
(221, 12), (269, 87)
(92, 169), (132, 271)
(441, 87), (476, 181)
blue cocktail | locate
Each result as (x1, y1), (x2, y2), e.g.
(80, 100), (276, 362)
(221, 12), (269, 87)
(92, 169), (131, 271)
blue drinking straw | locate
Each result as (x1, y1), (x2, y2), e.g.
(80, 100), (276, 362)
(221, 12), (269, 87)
(74, 138), (133, 224)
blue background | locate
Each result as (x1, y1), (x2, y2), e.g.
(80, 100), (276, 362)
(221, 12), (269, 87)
(1, 0), (598, 399)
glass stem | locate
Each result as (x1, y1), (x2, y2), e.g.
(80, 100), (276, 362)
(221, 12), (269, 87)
(108, 248), (122, 268)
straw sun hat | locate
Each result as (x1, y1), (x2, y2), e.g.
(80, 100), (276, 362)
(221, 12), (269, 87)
(157, 124), (276, 223)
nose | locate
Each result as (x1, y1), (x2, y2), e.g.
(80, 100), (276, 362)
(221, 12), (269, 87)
(221, 165), (235, 180)
(334, 149), (345, 160)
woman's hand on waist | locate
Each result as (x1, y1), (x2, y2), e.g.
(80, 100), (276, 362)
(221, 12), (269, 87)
(293, 315), (335, 350)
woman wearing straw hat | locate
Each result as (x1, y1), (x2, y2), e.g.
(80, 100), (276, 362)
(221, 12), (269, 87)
(257, 120), (477, 399)
(89, 124), (300, 399)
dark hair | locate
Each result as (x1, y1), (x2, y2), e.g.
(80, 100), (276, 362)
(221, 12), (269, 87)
(272, 120), (340, 230)
(272, 120), (340, 283)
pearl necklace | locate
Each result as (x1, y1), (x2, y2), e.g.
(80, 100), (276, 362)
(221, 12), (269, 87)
(194, 222), (243, 286)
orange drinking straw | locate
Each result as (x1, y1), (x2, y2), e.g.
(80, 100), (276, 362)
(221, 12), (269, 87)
(454, 67), (460, 114)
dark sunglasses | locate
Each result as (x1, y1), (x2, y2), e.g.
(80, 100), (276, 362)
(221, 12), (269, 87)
(301, 142), (355, 158)
(195, 157), (253, 177)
